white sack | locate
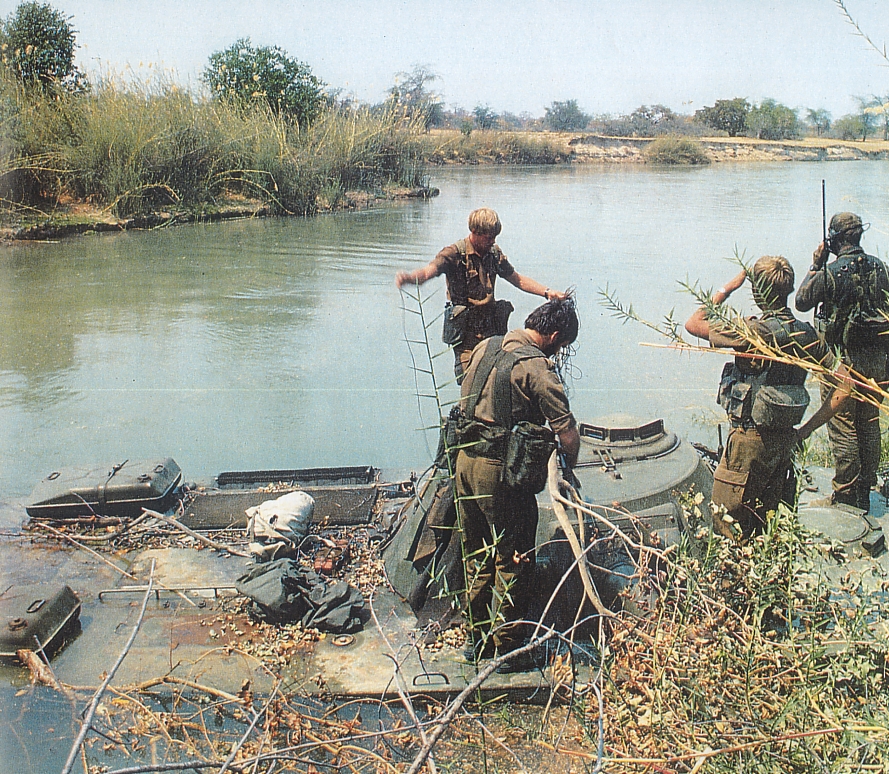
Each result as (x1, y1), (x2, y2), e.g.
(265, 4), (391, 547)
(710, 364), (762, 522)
(246, 490), (314, 545)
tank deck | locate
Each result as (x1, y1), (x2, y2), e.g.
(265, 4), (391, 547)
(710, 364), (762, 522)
(2, 465), (888, 700)
(0, 497), (575, 701)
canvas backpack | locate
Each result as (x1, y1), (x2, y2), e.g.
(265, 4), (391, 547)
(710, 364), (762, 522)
(821, 253), (889, 378)
(716, 315), (812, 429)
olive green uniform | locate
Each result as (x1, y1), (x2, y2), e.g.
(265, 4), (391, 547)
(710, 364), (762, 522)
(455, 330), (576, 650)
(432, 238), (516, 375)
(796, 244), (889, 510)
(709, 309), (835, 539)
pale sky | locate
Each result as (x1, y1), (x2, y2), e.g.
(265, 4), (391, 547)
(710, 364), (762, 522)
(5, 0), (889, 119)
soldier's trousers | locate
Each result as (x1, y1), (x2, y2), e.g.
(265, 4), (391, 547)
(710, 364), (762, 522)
(711, 425), (798, 540)
(822, 382), (882, 511)
(454, 450), (538, 651)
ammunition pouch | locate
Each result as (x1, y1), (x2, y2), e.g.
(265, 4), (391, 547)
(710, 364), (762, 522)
(493, 299), (514, 336)
(442, 303), (468, 346)
(436, 405), (464, 472)
(443, 298), (514, 347)
(717, 362), (809, 429)
(456, 419), (509, 460)
(750, 385), (810, 428)
(502, 422), (556, 494)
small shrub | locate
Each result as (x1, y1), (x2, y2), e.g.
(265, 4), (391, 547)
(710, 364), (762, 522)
(644, 135), (710, 165)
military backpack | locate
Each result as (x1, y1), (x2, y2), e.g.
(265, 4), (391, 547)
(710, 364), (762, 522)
(716, 315), (812, 429)
(819, 252), (889, 378)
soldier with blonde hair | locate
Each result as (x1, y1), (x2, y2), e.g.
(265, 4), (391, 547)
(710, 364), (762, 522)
(396, 207), (567, 376)
(686, 256), (850, 540)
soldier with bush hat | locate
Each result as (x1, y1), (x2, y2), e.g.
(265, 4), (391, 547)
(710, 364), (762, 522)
(686, 256), (850, 540)
(796, 212), (889, 512)
(395, 207), (567, 376)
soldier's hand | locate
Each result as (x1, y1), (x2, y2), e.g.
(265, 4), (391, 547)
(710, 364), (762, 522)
(812, 242), (829, 269)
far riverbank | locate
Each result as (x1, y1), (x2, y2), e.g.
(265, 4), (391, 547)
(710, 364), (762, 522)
(569, 134), (889, 163)
(4, 133), (888, 243)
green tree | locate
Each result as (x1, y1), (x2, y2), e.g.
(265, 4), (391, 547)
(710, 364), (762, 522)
(806, 108), (832, 137)
(0, 1), (80, 87)
(862, 96), (889, 140)
(747, 99), (799, 140)
(543, 99), (590, 131)
(694, 98), (750, 136)
(628, 104), (681, 136)
(386, 65), (443, 130)
(472, 104), (497, 130)
(203, 38), (325, 127)
(834, 112), (874, 141)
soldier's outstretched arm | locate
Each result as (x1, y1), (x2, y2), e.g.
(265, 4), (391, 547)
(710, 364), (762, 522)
(504, 271), (566, 301)
(395, 260), (440, 289)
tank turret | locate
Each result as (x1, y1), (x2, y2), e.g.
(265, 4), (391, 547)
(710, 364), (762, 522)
(535, 415), (713, 625)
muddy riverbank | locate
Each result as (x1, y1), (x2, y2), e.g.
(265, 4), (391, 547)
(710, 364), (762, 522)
(3, 134), (888, 242)
(0, 186), (438, 243)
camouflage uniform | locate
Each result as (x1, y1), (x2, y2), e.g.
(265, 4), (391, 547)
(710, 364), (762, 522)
(709, 309), (834, 539)
(455, 330), (575, 650)
(796, 233), (889, 510)
(431, 238), (516, 375)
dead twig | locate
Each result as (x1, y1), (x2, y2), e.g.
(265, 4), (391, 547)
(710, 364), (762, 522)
(142, 509), (251, 558)
(16, 647), (70, 695)
(61, 559), (156, 774)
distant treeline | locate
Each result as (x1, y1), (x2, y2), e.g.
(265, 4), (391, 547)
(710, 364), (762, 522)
(2, 1), (885, 223)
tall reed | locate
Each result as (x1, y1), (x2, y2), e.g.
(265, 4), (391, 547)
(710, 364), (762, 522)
(0, 69), (429, 218)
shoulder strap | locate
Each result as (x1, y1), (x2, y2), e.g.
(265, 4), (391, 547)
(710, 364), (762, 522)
(490, 345), (545, 428)
(464, 336), (504, 420)
(758, 314), (793, 348)
(464, 338), (545, 428)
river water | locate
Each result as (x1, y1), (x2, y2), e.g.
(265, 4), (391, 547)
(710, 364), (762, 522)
(2, 161), (889, 500)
